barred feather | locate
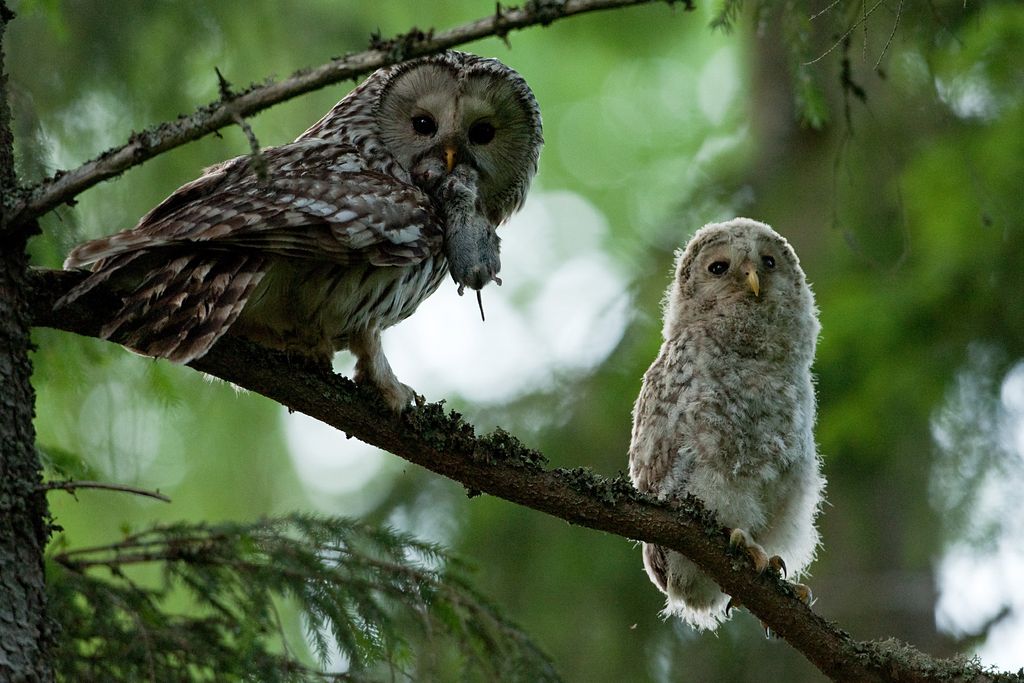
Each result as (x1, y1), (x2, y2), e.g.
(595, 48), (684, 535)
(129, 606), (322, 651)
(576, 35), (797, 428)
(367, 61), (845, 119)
(96, 252), (266, 363)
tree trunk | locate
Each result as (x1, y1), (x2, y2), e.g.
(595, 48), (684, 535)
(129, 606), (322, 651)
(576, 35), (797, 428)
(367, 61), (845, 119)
(0, 3), (55, 680)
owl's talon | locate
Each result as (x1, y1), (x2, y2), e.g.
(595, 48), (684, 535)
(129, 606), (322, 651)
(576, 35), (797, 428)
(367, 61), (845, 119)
(376, 381), (418, 413)
(769, 555), (787, 578)
(725, 596), (741, 616)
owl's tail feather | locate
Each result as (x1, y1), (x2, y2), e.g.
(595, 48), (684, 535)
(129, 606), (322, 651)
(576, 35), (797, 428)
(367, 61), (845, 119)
(62, 250), (266, 364)
(63, 227), (178, 270)
(647, 544), (731, 630)
(56, 252), (148, 308)
(642, 543), (669, 594)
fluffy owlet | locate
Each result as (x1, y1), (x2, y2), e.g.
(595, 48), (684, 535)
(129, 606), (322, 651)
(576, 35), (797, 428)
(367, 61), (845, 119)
(628, 218), (825, 630)
(59, 51), (543, 410)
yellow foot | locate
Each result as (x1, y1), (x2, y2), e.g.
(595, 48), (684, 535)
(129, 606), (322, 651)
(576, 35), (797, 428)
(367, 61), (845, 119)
(726, 529), (815, 634)
(790, 581), (813, 605)
(728, 528), (770, 573)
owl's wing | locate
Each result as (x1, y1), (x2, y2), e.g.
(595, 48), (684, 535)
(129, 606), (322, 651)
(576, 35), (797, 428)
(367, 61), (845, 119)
(628, 341), (690, 496)
(58, 139), (442, 363)
(64, 139), (442, 271)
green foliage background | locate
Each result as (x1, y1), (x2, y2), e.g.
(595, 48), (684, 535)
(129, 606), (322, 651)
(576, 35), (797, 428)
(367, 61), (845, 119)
(10, 1), (1024, 680)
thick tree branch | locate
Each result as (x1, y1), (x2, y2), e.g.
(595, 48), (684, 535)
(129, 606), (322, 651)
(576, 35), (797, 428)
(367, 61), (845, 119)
(26, 267), (1014, 683)
(4, 0), (692, 232)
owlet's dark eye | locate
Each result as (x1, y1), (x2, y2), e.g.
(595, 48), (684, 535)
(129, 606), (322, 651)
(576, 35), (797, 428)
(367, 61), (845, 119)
(762, 255), (776, 269)
(411, 115), (437, 136)
(468, 121), (496, 145)
(708, 261), (729, 276)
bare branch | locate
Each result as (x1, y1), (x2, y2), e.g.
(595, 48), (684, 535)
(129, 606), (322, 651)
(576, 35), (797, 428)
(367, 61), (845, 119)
(215, 67), (268, 182)
(874, 0), (904, 70)
(803, 0), (886, 66)
(5, 0), (693, 231)
(25, 266), (1015, 683)
(40, 479), (172, 503)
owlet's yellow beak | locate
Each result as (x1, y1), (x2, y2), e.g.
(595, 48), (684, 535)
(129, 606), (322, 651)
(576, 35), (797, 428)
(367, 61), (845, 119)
(746, 269), (760, 297)
(445, 145), (457, 172)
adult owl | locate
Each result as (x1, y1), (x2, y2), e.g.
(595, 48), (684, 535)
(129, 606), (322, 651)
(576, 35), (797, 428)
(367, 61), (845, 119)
(628, 218), (825, 630)
(59, 50), (543, 410)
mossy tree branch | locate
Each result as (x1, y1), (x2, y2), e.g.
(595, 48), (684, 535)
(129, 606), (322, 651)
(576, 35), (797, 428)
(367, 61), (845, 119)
(3, 0), (694, 233)
(26, 267), (1015, 683)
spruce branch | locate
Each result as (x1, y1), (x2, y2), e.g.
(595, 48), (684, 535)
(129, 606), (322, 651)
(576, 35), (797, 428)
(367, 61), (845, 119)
(27, 266), (1018, 683)
(4, 0), (693, 233)
(50, 514), (557, 682)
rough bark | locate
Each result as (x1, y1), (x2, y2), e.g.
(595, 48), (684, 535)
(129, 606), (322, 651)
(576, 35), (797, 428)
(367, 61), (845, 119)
(0, 3), (55, 680)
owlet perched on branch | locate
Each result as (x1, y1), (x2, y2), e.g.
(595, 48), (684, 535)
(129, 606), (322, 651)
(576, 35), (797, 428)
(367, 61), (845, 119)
(628, 218), (825, 630)
(60, 51), (543, 410)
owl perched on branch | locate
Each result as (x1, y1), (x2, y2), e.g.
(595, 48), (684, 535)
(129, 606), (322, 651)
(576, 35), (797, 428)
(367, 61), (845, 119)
(629, 218), (825, 630)
(60, 51), (543, 410)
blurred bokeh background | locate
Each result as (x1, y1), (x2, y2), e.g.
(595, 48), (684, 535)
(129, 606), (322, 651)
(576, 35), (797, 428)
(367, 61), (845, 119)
(10, 1), (1024, 680)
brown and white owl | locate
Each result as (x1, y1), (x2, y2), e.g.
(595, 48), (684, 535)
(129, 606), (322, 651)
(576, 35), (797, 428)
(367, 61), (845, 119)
(628, 218), (825, 630)
(59, 50), (543, 410)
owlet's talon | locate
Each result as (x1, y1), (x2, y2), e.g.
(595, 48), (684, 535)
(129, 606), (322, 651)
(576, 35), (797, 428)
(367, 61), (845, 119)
(790, 582), (813, 605)
(729, 528), (770, 574)
(769, 555), (787, 578)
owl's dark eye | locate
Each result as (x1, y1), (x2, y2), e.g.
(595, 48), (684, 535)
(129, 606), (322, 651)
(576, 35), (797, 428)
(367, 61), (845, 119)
(468, 121), (496, 145)
(708, 261), (729, 276)
(411, 115), (437, 136)
(762, 255), (776, 269)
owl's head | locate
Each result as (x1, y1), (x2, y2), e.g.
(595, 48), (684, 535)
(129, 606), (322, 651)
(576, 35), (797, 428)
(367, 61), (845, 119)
(663, 218), (818, 348)
(373, 51), (543, 225)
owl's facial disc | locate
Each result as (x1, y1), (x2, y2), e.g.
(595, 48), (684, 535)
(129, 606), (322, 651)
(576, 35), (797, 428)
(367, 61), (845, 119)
(702, 243), (778, 301)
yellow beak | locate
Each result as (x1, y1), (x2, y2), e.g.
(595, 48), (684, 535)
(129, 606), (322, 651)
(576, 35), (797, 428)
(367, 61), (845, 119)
(445, 146), (457, 172)
(746, 269), (760, 297)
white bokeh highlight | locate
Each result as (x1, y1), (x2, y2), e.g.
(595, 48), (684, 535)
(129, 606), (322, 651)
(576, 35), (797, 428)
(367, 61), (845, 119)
(933, 358), (1024, 670)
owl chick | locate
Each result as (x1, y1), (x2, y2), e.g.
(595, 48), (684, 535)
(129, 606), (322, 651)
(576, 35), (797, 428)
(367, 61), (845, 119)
(59, 51), (542, 410)
(628, 218), (825, 630)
